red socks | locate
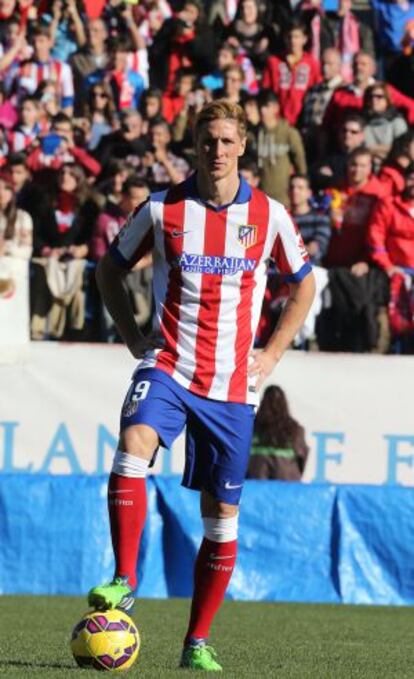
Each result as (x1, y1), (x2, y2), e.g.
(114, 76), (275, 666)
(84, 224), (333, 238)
(185, 538), (238, 642)
(107, 472), (147, 591)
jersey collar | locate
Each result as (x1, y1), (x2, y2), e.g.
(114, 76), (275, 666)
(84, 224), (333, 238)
(182, 172), (252, 211)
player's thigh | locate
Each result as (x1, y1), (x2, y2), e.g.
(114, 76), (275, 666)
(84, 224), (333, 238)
(119, 368), (187, 455)
(183, 399), (256, 506)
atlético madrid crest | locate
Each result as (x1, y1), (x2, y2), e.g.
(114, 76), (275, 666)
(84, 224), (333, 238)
(238, 225), (257, 248)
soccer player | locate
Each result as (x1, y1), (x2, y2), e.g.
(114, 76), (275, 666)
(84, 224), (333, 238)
(89, 100), (315, 672)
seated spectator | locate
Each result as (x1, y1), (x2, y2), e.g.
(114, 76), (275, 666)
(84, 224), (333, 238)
(262, 19), (321, 126)
(34, 79), (61, 121)
(139, 119), (190, 191)
(81, 81), (117, 151)
(224, 0), (276, 72)
(0, 169), (32, 260)
(246, 385), (309, 481)
(90, 176), (152, 341)
(94, 108), (146, 170)
(323, 50), (414, 138)
(8, 151), (47, 235)
(70, 18), (110, 115)
(311, 113), (366, 190)
(368, 163), (414, 277)
(30, 162), (100, 340)
(289, 174), (331, 266)
(107, 37), (145, 112)
(324, 148), (387, 271)
(362, 82), (408, 173)
(13, 24), (74, 115)
(256, 89), (307, 206)
(26, 112), (101, 179)
(379, 129), (414, 197)
(95, 158), (135, 210)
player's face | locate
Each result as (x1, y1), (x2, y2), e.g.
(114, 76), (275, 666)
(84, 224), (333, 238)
(195, 118), (246, 182)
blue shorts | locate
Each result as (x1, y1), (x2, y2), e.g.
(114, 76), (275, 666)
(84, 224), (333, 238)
(120, 368), (255, 505)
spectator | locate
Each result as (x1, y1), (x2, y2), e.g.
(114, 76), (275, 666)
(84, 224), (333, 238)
(323, 50), (414, 136)
(107, 37), (145, 112)
(13, 24), (74, 115)
(224, 0), (276, 72)
(246, 385), (309, 481)
(81, 81), (117, 151)
(95, 158), (135, 210)
(299, 47), (344, 160)
(262, 19), (321, 126)
(26, 112), (101, 179)
(371, 0), (414, 75)
(379, 129), (414, 197)
(362, 82), (408, 173)
(149, 0), (216, 92)
(324, 147), (386, 272)
(239, 156), (260, 188)
(47, 0), (87, 61)
(8, 151), (45, 232)
(162, 68), (196, 125)
(8, 96), (45, 153)
(140, 87), (164, 133)
(94, 108), (146, 170)
(388, 18), (414, 98)
(0, 17), (33, 93)
(34, 79), (61, 121)
(140, 119), (190, 191)
(368, 162), (414, 276)
(311, 113), (366, 190)
(215, 63), (246, 104)
(0, 81), (18, 130)
(70, 18), (110, 115)
(202, 40), (258, 96)
(90, 176), (152, 341)
(0, 169), (32, 260)
(256, 89), (307, 206)
(289, 174), (331, 266)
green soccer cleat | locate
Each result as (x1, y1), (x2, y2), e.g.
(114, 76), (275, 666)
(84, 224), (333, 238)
(180, 643), (223, 672)
(87, 576), (135, 613)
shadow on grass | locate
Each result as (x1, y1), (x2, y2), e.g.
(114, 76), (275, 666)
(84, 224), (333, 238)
(0, 659), (76, 671)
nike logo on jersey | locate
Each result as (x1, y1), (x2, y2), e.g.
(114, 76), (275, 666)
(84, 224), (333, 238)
(171, 229), (191, 238)
(224, 481), (243, 490)
(108, 489), (134, 494)
(209, 554), (235, 560)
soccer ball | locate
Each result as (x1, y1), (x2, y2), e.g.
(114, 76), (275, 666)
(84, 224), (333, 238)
(70, 609), (140, 672)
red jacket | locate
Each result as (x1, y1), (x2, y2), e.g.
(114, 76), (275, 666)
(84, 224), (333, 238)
(262, 53), (321, 125)
(26, 146), (101, 177)
(324, 176), (387, 268)
(323, 82), (414, 131)
(367, 197), (414, 271)
(378, 164), (405, 198)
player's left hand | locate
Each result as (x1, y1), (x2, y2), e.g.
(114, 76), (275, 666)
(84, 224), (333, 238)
(248, 349), (279, 392)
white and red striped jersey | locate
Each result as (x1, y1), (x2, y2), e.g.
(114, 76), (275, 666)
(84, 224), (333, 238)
(110, 175), (311, 405)
(14, 59), (74, 108)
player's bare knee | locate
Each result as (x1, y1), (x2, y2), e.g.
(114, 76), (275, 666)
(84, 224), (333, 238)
(201, 490), (238, 518)
(121, 424), (159, 460)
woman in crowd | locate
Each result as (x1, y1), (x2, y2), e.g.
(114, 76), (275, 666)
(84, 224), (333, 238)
(82, 80), (117, 150)
(225, 0), (275, 72)
(362, 82), (408, 173)
(0, 169), (32, 259)
(246, 385), (309, 481)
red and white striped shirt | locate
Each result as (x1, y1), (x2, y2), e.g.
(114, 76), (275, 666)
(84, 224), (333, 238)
(110, 175), (311, 405)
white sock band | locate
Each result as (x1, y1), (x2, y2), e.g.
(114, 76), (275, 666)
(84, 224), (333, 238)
(203, 515), (239, 543)
(112, 450), (150, 478)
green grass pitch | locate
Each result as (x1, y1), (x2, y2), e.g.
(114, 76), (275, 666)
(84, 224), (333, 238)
(2, 597), (414, 678)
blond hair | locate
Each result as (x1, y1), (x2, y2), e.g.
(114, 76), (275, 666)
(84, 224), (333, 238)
(194, 99), (247, 140)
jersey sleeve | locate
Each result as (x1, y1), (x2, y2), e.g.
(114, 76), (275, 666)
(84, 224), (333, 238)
(270, 203), (312, 282)
(109, 198), (154, 270)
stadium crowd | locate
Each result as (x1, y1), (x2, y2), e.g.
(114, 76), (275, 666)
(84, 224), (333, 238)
(0, 0), (414, 353)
